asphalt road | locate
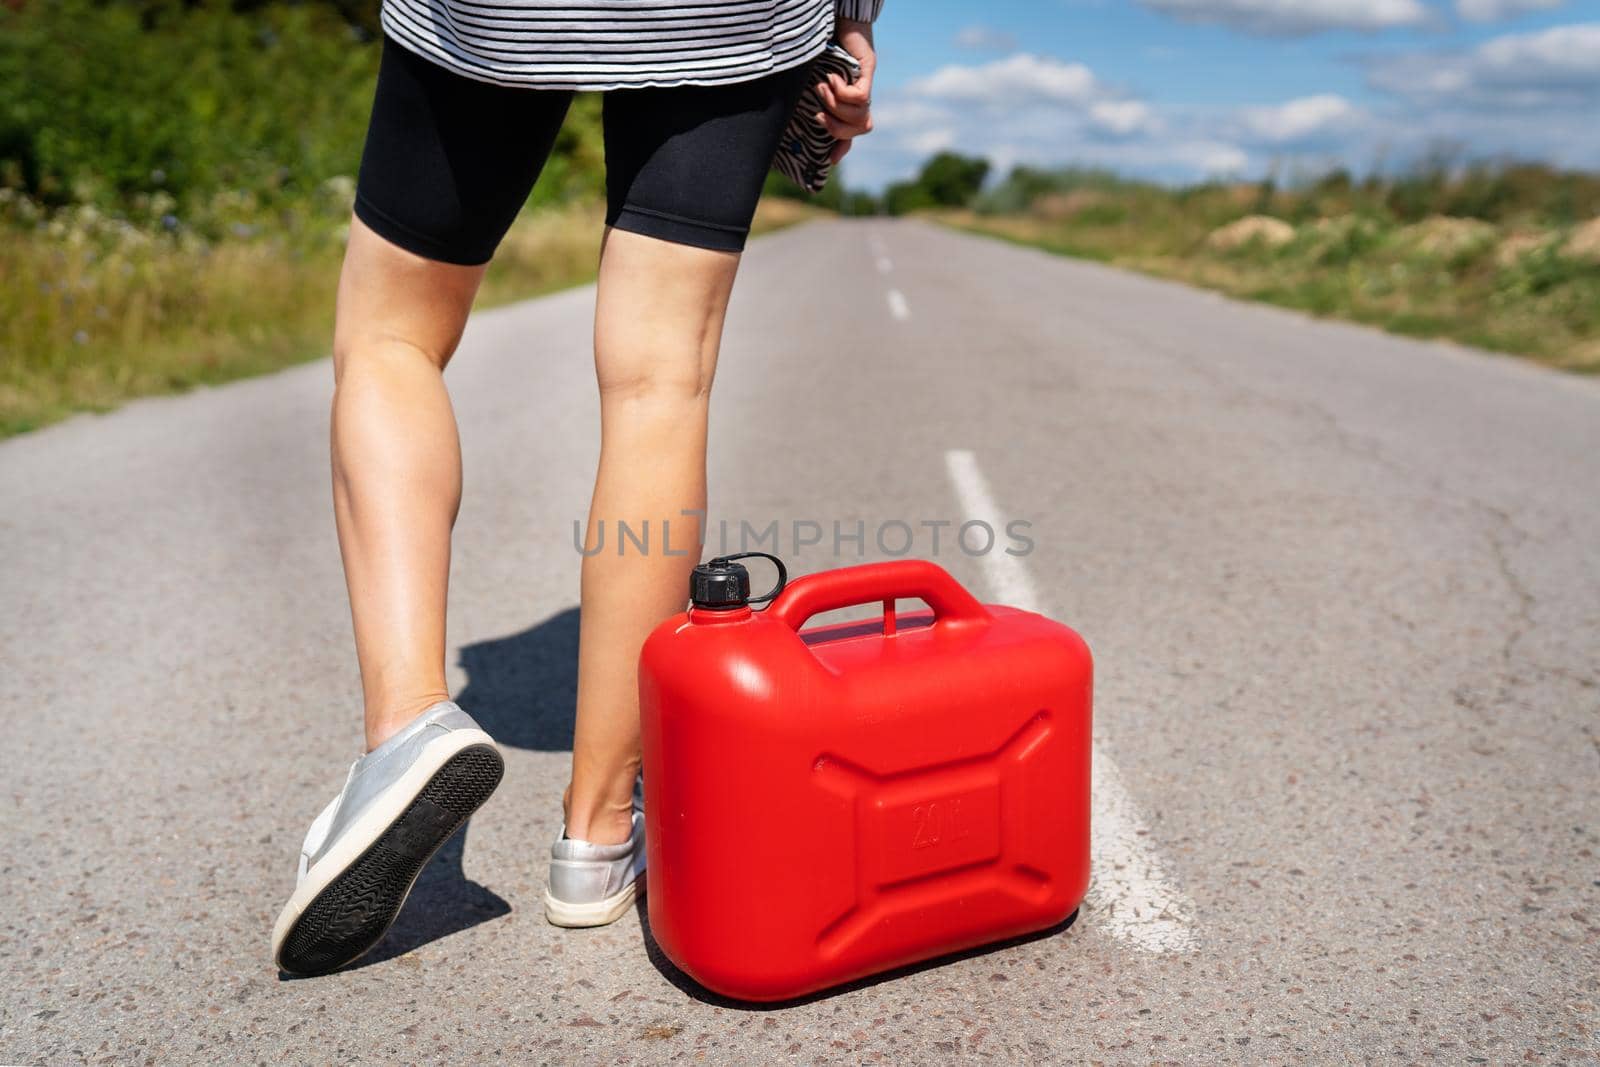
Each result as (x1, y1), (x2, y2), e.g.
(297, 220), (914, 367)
(3, 220), (1598, 1064)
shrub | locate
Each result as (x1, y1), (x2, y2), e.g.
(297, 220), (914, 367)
(0, 0), (378, 212)
(883, 152), (991, 214)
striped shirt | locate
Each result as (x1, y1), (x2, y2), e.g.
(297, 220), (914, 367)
(381, 0), (884, 91)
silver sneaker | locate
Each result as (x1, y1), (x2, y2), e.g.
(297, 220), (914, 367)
(271, 701), (503, 975)
(544, 783), (646, 927)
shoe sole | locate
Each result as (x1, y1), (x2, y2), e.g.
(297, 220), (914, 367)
(272, 738), (503, 976)
(543, 877), (642, 928)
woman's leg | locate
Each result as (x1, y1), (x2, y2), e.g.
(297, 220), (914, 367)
(273, 217), (497, 974)
(331, 218), (485, 750)
(555, 67), (807, 849)
(563, 228), (740, 844)
(329, 33), (568, 751)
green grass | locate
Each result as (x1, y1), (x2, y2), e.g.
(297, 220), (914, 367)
(0, 195), (590, 436)
(0, 194), (816, 437)
(0, 0), (626, 437)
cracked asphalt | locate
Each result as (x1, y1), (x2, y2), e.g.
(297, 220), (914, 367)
(2, 220), (1598, 1063)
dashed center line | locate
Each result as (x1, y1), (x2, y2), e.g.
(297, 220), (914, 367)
(887, 289), (910, 321)
(876, 256), (893, 274)
(944, 448), (1199, 954)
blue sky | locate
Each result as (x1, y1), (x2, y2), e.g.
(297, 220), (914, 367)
(845, 0), (1600, 189)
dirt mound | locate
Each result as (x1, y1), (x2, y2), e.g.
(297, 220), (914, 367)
(1396, 216), (1496, 258)
(1206, 215), (1295, 251)
(1560, 217), (1600, 263)
(1494, 232), (1553, 267)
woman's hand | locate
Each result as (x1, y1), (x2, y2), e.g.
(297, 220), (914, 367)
(817, 18), (876, 163)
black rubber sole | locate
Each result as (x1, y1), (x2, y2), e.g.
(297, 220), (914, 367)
(277, 743), (504, 977)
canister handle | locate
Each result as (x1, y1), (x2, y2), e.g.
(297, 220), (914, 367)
(767, 560), (990, 632)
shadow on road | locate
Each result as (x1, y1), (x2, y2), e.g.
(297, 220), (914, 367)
(277, 826), (512, 981)
(455, 606), (582, 752)
(352, 826), (512, 970)
(633, 892), (1082, 1009)
(314, 608), (584, 976)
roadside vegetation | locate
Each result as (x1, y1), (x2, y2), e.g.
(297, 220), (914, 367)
(905, 155), (1600, 374)
(0, 0), (811, 436)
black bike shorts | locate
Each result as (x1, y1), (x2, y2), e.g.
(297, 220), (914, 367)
(353, 37), (811, 265)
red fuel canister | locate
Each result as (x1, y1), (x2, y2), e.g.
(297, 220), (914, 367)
(638, 554), (1092, 1001)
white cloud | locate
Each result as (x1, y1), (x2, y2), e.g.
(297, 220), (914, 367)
(1141, 0), (1430, 35)
(953, 25), (1019, 51)
(1192, 143), (1251, 174)
(1089, 100), (1162, 137)
(1455, 0), (1564, 22)
(904, 128), (957, 155)
(844, 51), (1266, 187)
(908, 53), (1104, 105)
(869, 99), (956, 128)
(1239, 94), (1360, 143)
(903, 54), (1166, 147)
(1367, 22), (1600, 106)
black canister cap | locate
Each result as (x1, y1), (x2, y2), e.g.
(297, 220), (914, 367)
(690, 558), (751, 610)
(689, 553), (787, 611)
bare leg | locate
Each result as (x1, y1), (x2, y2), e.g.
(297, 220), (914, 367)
(564, 228), (741, 844)
(330, 218), (486, 751)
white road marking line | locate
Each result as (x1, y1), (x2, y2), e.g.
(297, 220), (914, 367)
(944, 448), (1199, 954)
(876, 256), (893, 274)
(944, 451), (1040, 613)
(1084, 747), (1198, 952)
(887, 289), (911, 321)
(867, 232), (888, 260)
